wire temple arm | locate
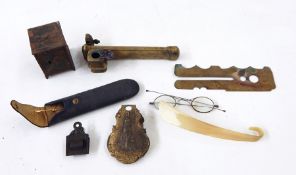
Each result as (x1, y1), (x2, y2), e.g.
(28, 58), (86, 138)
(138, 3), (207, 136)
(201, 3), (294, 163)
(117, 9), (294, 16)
(210, 104), (226, 112)
(146, 90), (168, 96)
(146, 90), (184, 100)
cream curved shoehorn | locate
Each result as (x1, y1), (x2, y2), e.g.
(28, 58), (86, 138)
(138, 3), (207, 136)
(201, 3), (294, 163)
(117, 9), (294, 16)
(158, 102), (264, 142)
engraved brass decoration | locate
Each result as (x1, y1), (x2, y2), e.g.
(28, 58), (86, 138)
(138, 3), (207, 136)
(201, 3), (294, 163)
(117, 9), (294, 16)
(107, 105), (150, 164)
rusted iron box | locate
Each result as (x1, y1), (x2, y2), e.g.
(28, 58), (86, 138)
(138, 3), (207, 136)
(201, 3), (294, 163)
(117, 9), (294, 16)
(28, 21), (75, 78)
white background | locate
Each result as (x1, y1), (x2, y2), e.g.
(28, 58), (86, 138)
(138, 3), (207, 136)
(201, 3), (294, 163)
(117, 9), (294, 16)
(1, 0), (295, 174)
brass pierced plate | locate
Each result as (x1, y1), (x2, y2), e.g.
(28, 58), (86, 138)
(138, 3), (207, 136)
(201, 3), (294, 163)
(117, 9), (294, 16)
(174, 64), (276, 91)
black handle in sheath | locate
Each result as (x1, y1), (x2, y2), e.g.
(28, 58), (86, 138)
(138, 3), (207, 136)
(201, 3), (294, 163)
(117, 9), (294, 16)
(46, 79), (139, 126)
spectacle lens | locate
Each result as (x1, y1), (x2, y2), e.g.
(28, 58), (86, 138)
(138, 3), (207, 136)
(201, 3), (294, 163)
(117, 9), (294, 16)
(153, 95), (176, 109)
(191, 97), (215, 113)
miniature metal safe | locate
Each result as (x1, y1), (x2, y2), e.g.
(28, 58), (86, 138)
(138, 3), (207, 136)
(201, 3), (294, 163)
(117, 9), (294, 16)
(28, 21), (75, 78)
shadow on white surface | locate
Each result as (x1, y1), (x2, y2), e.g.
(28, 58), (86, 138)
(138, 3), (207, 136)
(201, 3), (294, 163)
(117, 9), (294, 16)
(70, 46), (87, 69)
(144, 109), (159, 156)
(87, 122), (100, 154)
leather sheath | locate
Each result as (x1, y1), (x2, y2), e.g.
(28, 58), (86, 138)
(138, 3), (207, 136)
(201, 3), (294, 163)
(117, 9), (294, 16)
(11, 79), (139, 127)
(46, 79), (139, 126)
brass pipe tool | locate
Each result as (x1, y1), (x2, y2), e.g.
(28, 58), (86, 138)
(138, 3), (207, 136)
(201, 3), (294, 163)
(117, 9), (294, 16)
(82, 34), (180, 73)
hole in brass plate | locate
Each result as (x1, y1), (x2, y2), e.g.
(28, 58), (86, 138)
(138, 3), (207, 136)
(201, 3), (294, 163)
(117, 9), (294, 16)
(249, 75), (259, 83)
(240, 76), (246, 81)
(125, 106), (132, 111)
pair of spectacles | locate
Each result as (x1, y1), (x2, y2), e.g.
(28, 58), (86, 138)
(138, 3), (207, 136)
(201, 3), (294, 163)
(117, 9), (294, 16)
(146, 90), (225, 113)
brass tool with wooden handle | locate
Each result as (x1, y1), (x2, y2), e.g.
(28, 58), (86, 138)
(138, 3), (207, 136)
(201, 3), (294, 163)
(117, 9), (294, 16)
(82, 34), (180, 73)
